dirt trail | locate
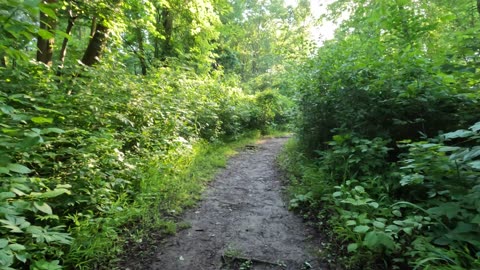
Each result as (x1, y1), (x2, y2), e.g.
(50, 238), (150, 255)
(140, 137), (322, 269)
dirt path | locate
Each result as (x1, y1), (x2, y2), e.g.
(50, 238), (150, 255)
(136, 137), (322, 270)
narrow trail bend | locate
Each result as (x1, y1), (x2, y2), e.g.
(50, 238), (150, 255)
(147, 137), (322, 269)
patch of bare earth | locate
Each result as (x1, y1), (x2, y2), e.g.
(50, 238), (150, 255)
(123, 137), (324, 270)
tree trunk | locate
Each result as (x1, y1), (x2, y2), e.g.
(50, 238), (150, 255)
(154, 8), (161, 59)
(0, 54), (6, 67)
(90, 16), (97, 38)
(161, 8), (173, 60)
(81, 19), (109, 66)
(135, 28), (148, 75)
(36, 0), (57, 66)
(58, 11), (77, 68)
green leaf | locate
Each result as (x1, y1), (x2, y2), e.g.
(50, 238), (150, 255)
(0, 105), (14, 115)
(0, 192), (15, 200)
(469, 160), (480, 170)
(368, 202), (379, 208)
(443, 129), (473, 140)
(0, 239), (8, 249)
(41, 128), (65, 134)
(438, 146), (461, 152)
(0, 249), (14, 267)
(10, 188), (26, 196)
(420, 143), (438, 149)
(385, 224), (400, 232)
(19, 136), (43, 148)
(30, 117), (53, 124)
(0, 221), (23, 233)
(6, 164), (31, 174)
(39, 4), (58, 19)
(34, 202), (53, 215)
(346, 220), (356, 226)
(332, 191), (343, 197)
(463, 146), (480, 161)
(403, 227), (413, 235)
(470, 121), (480, 132)
(15, 252), (27, 263)
(471, 215), (480, 224)
(400, 173), (424, 186)
(363, 231), (395, 251)
(347, 243), (358, 252)
(37, 29), (55, 39)
(373, 221), (385, 229)
(33, 188), (70, 199)
(354, 186), (365, 193)
(32, 259), (62, 270)
(392, 210), (402, 217)
(427, 202), (460, 219)
(7, 243), (25, 251)
(33, 106), (63, 115)
(353, 225), (370, 233)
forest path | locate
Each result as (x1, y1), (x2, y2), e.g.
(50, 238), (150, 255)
(129, 137), (322, 270)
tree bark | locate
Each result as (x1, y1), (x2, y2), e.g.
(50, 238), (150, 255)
(135, 28), (148, 75)
(0, 54), (6, 67)
(90, 16), (97, 38)
(152, 4), (174, 62)
(81, 19), (109, 66)
(36, 0), (57, 66)
(58, 10), (77, 68)
(154, 7), (161, 59)
(161, 8), (173, 60)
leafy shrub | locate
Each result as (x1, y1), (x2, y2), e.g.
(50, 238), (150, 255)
(0, 62), (269, 268)
(254, 89), (294, 133)
(283, 123), (480, 269)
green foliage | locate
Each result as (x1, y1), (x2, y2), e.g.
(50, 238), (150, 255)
(297, 0), (480, 155)
(287, 1), (480, 267)
(283, 124), (480, 269)
(0, 0), (300, 268)
(0, 0), (39, 63)
(0, 59), (274, 268)
(254, 89), (294, 133)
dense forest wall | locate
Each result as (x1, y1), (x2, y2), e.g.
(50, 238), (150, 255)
(282, 0), (480, 269)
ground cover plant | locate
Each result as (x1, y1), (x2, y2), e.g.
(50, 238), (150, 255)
(282, 0), (480, 269)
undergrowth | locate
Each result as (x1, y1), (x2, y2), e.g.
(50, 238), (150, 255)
(280, 125), (480, 269)
(0, 61), (291, 269)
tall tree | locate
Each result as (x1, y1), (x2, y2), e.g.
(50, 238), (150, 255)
(58, 7), (78, 68)
(36, 0), (58, 66)
(218, 0), (313, 87)
(81, 19), (109, 66)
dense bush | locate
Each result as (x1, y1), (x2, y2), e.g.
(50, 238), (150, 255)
(0, 62), (289, 269)
(283, 124), (480, 269)
(284, 0), (480, 269)
(296, 38), (480, 155)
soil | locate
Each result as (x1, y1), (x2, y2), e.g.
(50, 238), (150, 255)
(122, 137), (325, 270)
